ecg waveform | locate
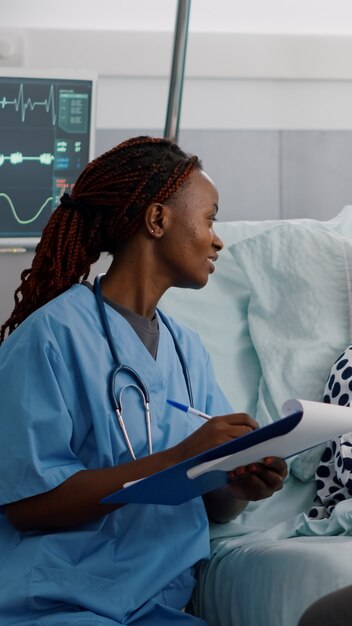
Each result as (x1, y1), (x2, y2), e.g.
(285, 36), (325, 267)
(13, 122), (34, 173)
(0, 152), (55, 166)
(0, 83), (57, 124)
(0, 193), (53, 225)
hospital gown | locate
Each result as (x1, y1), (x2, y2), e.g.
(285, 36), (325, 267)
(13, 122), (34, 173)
(0, 284), (232, 626)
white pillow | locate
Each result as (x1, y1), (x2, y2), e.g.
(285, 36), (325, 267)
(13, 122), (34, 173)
(161, 207), (352, 419)
(230, 223), (352, 479)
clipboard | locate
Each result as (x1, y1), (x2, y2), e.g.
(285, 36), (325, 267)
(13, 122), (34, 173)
(102, 399), (352, 506)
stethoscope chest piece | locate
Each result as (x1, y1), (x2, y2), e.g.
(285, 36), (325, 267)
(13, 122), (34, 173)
(115, 384), (152, 461)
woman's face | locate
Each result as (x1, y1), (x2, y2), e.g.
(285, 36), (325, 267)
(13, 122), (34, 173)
(159, 169), (223, 290)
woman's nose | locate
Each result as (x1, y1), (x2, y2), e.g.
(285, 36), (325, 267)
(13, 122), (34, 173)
(213, 232), (224, 251)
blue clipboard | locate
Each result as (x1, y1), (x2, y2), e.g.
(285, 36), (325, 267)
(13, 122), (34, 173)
(101, 410), (302, 506)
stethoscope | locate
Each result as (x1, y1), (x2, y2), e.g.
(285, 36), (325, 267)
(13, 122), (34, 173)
(94, 274), (193, 460)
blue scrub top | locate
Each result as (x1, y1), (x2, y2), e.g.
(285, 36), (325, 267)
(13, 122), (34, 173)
(0, 285), (232, 625)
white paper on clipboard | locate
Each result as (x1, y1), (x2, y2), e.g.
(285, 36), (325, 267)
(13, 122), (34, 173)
(187, 399), (352, 479)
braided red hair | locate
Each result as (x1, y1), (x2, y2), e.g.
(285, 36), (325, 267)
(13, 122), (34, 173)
(0, 136), (201, 342)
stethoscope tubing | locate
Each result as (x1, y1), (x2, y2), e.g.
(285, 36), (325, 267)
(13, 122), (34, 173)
(93, 274), (193, 460)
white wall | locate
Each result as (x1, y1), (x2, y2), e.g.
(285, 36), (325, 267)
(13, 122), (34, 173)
(3, 0), (352, 131)
(4, 0), (352, 34)
(3, 1), (352, 324)
(3, 27), (352, 131)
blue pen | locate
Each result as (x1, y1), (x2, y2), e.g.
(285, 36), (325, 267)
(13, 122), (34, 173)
(167, 399), (211, 420)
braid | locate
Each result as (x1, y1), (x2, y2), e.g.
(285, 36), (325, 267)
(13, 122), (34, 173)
(0, 208), (102, 343)
(0, 136), (201, 343)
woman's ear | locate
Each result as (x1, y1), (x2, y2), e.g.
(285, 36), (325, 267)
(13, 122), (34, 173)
(144, 202), (170, 238)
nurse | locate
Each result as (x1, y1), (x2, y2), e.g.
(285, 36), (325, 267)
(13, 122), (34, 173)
(0, 136), (287, 626)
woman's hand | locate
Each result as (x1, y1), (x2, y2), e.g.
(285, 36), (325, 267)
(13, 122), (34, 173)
(179, 412), (288, 523)
(173, 412), (259, 462)
(203, 457), (288, 523)
(227, 456), (288, 501)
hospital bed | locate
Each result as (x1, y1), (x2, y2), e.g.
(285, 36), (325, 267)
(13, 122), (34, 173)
(160, 206), (352, 626)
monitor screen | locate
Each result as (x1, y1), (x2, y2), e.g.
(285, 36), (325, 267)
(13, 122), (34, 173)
(0, 68), (97, 249)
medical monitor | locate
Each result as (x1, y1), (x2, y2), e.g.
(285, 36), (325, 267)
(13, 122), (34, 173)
(0, 68), (97, 249)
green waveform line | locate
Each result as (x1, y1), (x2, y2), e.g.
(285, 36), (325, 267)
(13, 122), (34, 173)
(0, 83), (56, 124)
(0, 193), (53, 225)
(0, 152), (55, 166)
